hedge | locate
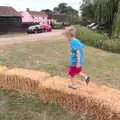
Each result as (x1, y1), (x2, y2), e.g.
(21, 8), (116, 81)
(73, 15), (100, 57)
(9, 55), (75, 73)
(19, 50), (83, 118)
(77, 27), (120, 53)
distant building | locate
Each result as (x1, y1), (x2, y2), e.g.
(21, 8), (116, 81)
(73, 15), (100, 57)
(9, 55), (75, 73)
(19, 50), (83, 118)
(0, 6), (22, 33)
(52, 13), (68, 25)
(20, 8), (54, 25)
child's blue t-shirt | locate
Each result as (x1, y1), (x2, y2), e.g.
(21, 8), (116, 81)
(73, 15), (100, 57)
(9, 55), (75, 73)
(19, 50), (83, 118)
(70, 39), (85, 67)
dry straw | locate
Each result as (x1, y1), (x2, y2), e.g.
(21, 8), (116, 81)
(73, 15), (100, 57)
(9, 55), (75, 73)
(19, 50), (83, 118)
(0, 68), (120, 120)
(39, 76), (120, 120)
(0, 68), (50, 93)
(0, 65), (8, 73)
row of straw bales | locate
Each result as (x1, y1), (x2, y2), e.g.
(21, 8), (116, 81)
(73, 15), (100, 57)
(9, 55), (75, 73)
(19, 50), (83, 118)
(0, 66), (119, 120)
(0, 68), (50, 93)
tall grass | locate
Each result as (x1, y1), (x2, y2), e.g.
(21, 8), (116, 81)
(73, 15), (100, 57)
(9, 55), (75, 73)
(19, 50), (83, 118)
(77, 27), (120, 53)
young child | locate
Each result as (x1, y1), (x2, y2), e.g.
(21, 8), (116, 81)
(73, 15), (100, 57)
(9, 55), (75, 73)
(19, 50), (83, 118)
(64, 27), (90, 89)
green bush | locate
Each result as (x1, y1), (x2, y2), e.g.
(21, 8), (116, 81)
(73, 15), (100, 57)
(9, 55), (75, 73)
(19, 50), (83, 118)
(77, 27), (120, 53)
(52, 25), (63, 29)
(102, 40), (120, 53)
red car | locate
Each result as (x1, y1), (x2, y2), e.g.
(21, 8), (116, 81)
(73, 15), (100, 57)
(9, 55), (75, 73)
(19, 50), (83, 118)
(42, 25), (52, 32)
(27, 24), (52, 34)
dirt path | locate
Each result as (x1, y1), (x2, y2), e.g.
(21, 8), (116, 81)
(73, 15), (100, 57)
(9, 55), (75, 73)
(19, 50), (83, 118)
(0, 30), (64, 45)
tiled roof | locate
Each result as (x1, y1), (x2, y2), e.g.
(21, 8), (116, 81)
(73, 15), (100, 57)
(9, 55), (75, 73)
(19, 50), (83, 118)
(28, 11), (47, 17)
(0, 6), (21, 16)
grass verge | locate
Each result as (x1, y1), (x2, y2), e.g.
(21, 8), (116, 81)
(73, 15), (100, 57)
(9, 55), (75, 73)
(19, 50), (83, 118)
(0, 39), (119, 120)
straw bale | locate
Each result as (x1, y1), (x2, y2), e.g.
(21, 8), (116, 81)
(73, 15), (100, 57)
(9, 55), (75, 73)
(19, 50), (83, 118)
(0, 66), (8, 73)
(39, 76), (120, 120)
(5, 68), (50, 79)
(0, 68), (50, 93)
(0, 68), (120, 120)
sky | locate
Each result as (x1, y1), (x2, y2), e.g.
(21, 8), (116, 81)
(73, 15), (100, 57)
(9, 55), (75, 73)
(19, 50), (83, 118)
(0, 0), (82, 12)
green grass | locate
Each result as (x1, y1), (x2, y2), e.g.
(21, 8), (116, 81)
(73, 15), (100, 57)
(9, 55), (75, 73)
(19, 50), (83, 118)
(0, 40), (120, 89)
(0, 40), (120, 120)
(0, 90), (86, 120)
(77, 27), (120, 53)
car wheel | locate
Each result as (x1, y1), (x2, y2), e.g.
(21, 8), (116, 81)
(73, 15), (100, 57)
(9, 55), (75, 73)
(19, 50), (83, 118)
(41, 29), (44, 33)
(34, 30), (38, 34)
(44, 30), (47, 32)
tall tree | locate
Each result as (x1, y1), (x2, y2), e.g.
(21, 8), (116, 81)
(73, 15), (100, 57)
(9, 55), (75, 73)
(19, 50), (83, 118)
(53, 3), (68, 13)
(80, 0), (120, 39)
(113, 2), (120, 35)
(41, 9), (52, 13)
(53, 3), (79, 24)
(95, 0), (120, 39)
(80, 0), (96, 22)
(41, 9), (53, 20)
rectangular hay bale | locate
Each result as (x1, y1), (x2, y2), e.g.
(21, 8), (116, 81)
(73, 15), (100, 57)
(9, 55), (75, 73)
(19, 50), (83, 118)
(39, 76), (120, 120)
(0, 68), (50, 93)
(0, 68), (120, 120)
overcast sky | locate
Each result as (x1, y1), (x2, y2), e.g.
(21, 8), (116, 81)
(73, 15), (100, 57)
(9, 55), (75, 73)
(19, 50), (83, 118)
(0, 0), (81, 11)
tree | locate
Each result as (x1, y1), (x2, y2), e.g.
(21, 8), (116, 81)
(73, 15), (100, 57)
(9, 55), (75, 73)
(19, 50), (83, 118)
(41, 9), (53, 20)
(80, 0), (120, 39)
(113, 2), (120, 36)
(53, 3), (79, 24)
(53, 3), (68, 13)
(41, 9), (52, 13)
(95, 0), (120, 39)
(80, 0), (96, 23)
(66, 7), (79, 24)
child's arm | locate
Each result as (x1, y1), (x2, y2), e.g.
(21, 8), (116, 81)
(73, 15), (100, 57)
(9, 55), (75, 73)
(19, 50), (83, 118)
(76, 50), (80, 68)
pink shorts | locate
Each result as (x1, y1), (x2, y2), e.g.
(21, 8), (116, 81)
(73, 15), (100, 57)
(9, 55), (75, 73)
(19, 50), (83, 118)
(68, 66), (83, 78)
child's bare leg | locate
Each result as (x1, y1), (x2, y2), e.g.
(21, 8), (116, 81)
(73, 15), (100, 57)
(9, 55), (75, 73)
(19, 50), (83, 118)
(70, 77), (76, 85)
(79, 72), (90, 85)
(79, 72), (88, 78)
(68, 77), (77, 89)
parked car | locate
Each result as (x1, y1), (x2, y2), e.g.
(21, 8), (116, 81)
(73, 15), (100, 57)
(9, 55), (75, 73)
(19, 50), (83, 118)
(27, 24), (52, 34)
(97, 24), (106, 30)
(87, 23), (96, 28)
(42, 25), (52, 32)
(91, 24), (99, 30)
(91, 24), (106, 30)
(27, 25), (44, 33)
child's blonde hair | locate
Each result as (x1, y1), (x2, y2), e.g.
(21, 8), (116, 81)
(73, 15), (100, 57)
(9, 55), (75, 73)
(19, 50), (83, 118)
(65, 27), (76, 37)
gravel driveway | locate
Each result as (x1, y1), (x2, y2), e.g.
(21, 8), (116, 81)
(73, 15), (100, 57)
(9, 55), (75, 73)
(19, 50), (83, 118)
(0, 30), (64, 45)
